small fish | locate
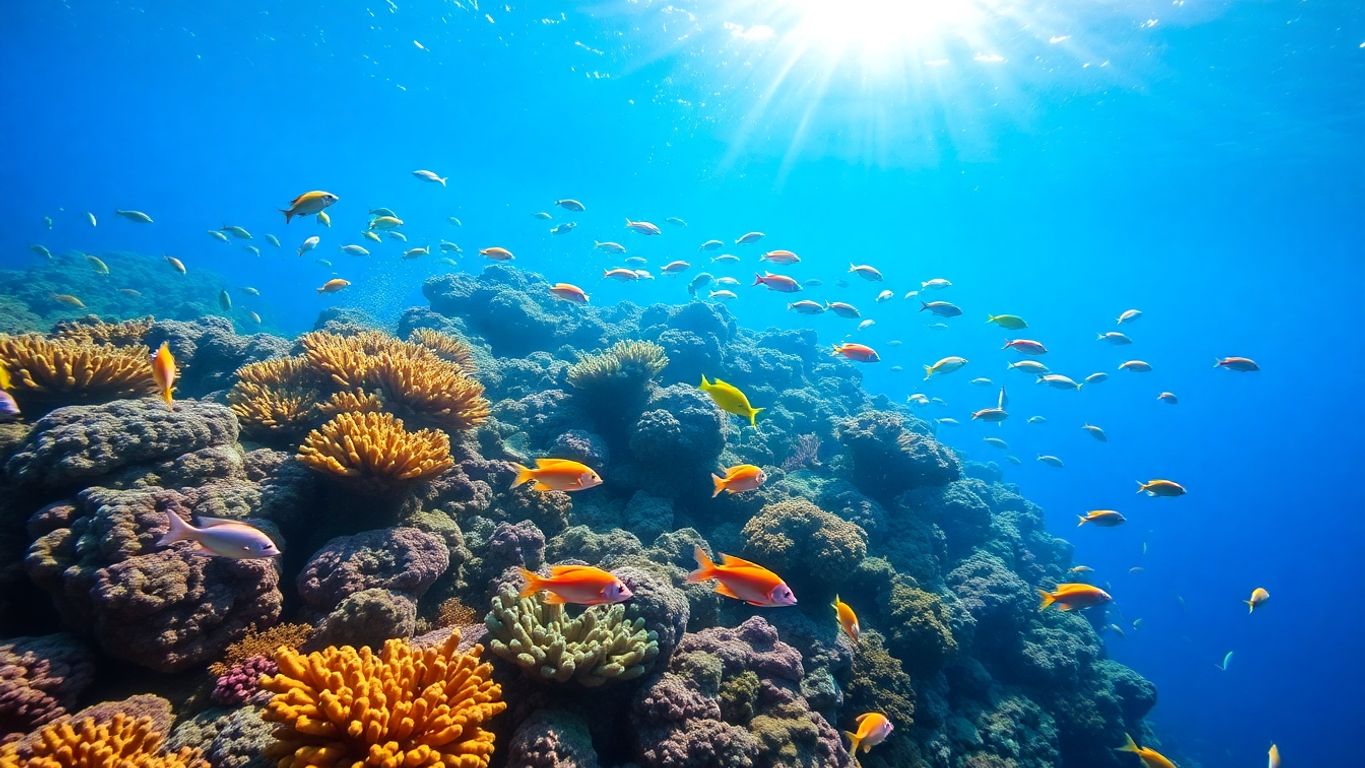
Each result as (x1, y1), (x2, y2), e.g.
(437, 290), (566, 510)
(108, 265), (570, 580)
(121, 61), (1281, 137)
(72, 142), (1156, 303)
(625, 256), (648, 266)
(1268, 744), (1280, 768)
(699, 239), (725, 251)
(1085, 372), (1109, 385)
(1119, 360), (1153, 372)
(1069, 565), (1094, 574)
(30, 244), (53, 259)
(43, 215), (52, 229)
(519, 564), (631, 605)
(447, 216), (463, 227)
(151, 342), (176, 405)
(86, 255), (110, 274)
(115, 209), (154, 223)
(857, 319), (876, 331)
(1008, 360), (1050, 374)
(206, 230), (229, 243)
(219, 290), (232, 312)
(907, 394), (929, 406)
(439, 240), (462, 254)
(890, 366), (904, 373)
(761, 249), (800, 264)
(789, 300), (825, 315)
(832, 595), (861, 644)
(1038, 583), (1111, 612)
(511, 458), (602, 492)
(665, 216), (687, 227)
(388, 231), (409, 242)
(708, 290), (737, 301)
(1082, 424), (1108, 442)
(550, 222), (577, 235)
(711, 464), (767, 496)
(412, 169), (447, 186)
(0, 388), (20, 422)
(1117, 734), (1176, 768)
(753, 272), (801, 292)
(595, 240), (627, 253)
(549, 283), (589, 304)
(86, 212), (97, 227)
(247, 311), (262, 324)
(221, 225), (253, 240)
(316, 211), (331, 228)
(370, 208), (398, 217)
(481, 247), (515, 261)
(264, 234), (281, 248)
(662, 260), (690, 273)
(1037, 374), (1082, 390)
(368, 215), (404, 230)
(699, 375), (763, 426)
(1105, 623), (1127, 639)
(1006, 455), (1023, 465)
(714, 276), (740, 287)
(244, 245), (261, 257)
(1216, 356), (1260, 372)
(604, 268), (640, 281)
(844, 713), (893, 756)
(363, 231), (383, 243)
(688, 275), (713, 297)
(735, 231), (765, 244)
(52, 293), (85, 308)
(714, 254), (743, 264)
(1245, 587), (1270, 613)
(832, 343), (880, 363)
(1004, 339), (1048, 355)
(987, 313), (1028, 329)
(875, 290), (893, 302)
(317, 278), (350, 294)
(903, 290), (918, 299)
(159, 511), (280, 559)
(688, 546), (797, 607)
(924, 356), (969, 380)
(532, 212), (553, 221)
(340, 244), (371, 256)
(937, 417), (960, 426)
(983, 436), (1009, 450)
(625, 218), (662, 236)
(1037, 454), (1065, 468)
(1078, 510), (1125, 527)
(1157, 391), (1178, 404)
(316, 259), (333, 269)
(920, 301), (962, 317)
(849, 263), (883, 281)
(555, 198), (586, 212)
(1027, 416), (1046, 424)
(1137, 479), (1186, 497)
(440, 258), (459, 268)
(826, 302), (860, 318)
(403, 246), (430, 259)
(298, 236), (320, 257)
(970, 377), (993, 386)
(119, 289), (142, 298)
(921, 278), (952, 290)
(1215, 651), (1234, 671)
(972, 387), (1010, 422)
(1117, 308), (1143, 325)
(807, 278), (824, 286)
(281, 191), (338, 223)
(1098, 331), (1132, 345)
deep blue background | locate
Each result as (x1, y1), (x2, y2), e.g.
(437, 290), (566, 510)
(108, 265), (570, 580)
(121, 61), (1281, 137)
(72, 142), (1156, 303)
(4, 2), (1363, 765)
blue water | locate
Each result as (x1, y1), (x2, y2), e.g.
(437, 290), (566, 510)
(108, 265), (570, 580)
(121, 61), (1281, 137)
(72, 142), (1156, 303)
(5, 2), (1363, 765)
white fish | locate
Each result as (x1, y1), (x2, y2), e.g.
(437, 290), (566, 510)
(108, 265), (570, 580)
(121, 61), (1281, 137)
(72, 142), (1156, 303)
(206, 230), (229, 242)
(1037, 374), (1082, 390)
(1215, 650), (1234, 672)
(448, 216), (463, 227)
(264, 234), (281, 248)
(595, 241), (627, 253)
(921, 278), (952, 290)
(969, 377), (992, 386)
(858, 319), (876, 330)
(1082, 424), (1108, 442)
(413, 169), (448, 186)
(937, 418), (960, 426)
(340, 244), (371, 256)
(1117, 308), (1143, 325)
(876, 290), (894, 302)
(86, 212), (97, 227)
(388, 231), (409, 242)
(115, 209), (154, 223)
(1037, 454), (1065, 468)
(735, 231), (765, 244)
(708, 289), (737, 301)
(1084, 372), (1109, 385)
(439, 241), (462, 253)
(298, 236), (320, 257)
(30, 244), (52, 259)
(159, 511), (280, 559)
(403, 246), (430, 259)
(715, 276), (740, 286)
(221, 225), (252, 240)
(244, 245), (261, 257)
(1097, 331), (1132, 345)
(1027, 416), (1047, 425)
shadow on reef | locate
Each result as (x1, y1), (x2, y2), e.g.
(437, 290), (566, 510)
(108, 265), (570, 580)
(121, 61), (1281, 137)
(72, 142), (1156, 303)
(0, 263), (1163, 768)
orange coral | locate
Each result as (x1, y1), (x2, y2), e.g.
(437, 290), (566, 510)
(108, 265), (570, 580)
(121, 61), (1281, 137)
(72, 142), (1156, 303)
(299, 330), (398, 390)
(260, 633), (506, 768)
(296, 411), (453, 484)
(408, 328), (477, 375)
(208, 622), (313, 679)
(369, 351), (490, 431)
(51, 316), (155, 348)
(0, 713), (207, 768)
(435, 596), (480, 628)
(227, 356), (322, 437)
(0, 334), (157, 408)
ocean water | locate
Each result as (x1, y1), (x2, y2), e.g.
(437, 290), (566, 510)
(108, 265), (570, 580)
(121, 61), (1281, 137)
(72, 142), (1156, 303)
(4, 1), (1364, 766)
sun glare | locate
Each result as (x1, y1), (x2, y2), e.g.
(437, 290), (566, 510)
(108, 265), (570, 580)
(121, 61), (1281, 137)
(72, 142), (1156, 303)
(776, 0), (988, 65)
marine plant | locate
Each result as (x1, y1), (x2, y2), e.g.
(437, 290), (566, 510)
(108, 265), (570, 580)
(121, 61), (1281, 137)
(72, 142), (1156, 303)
(296, 411), (453, 486)
(484, 586), (660, 687)
(0, 333), (157, 410)
(299, 329), (395, 390)
(0, 712), (209, 768)
(260, 632), (506, 768)
(206, 622), (313, 679)
(316, 388), (386, 418)
(368, 350), (491, 431)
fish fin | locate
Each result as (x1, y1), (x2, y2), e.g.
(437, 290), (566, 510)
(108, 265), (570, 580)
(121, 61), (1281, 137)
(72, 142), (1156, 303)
(518, 567), (542, 598)
(1077, 516), (1088, 527)
(548, 565), (591, 577)
(158, 510), (194, 547)
(919, 301), (928, 312)
(532, 482), (555, 491)
(1057, 603), (1075, 612)
(195, 517), (244, 528)
(1116, 734), (1140, 754)
(161, 387), (174, 405)
(510, 462), (535, 489)
(844, 732), (862, 755)
(1245, 600), (1254, 613)
(542, 592), (568, 605)
(1135, 481), (1147, 493)
(280, 209), (293, 224)
(711, 474), (727, 498)
(1037, 589), (1056, 611)
(438, 177), (447, 187)
(748, 407), (762, 427)
(686, 546), (715, 583)
(718, 552), (766, 569)
(533, 458), (571, 469)
(924, 366), (934, 381)
(832, 595), (841, 611)
(752, 273), (764, 286)
(699, 374), (710, 390)
(713, 584), (743, 601)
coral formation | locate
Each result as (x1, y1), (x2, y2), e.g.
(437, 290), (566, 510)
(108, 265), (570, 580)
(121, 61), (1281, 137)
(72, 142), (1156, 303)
(296, 411), (453, 486)
(740, 497), (867, 598)
(0, 333), (157, 412)
(0, 712), (208, 768)
(0, 633), (95, 737)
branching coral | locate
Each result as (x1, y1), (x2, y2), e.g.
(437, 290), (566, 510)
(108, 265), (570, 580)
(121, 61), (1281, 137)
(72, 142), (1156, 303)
(208, 623), (313, 679)
(299, 330), (396, 390)
(0, 712), (208, 768)
(259, 632), (506, 768)
(0, 334), (157, 409)
(52, 316), (156, 348)
(227, 356), (322, 438)
(317, 389), (385, 418)
(565, 340), (668, 408)
(408, 328), (477, 375)
(484, 586), (660, 687)
(368, 351), (490, 431)
(296, 412), (453, 485)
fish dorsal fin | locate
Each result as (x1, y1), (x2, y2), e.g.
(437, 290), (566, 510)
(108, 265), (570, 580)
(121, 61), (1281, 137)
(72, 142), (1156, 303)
(195, 516), (245, 528)
(718, 552), (766, 569)
(534, 458), (577, 469)
(548, 564), (597, 578)
(855, 713), (872, 724)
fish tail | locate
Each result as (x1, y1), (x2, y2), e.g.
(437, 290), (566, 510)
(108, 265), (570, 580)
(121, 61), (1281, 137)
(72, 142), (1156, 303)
(830, 344), (841, 357)
(1135, 481), (1147, 493)
(158, 510), (193, 547)
(1245, 600), (1255, 613)
(518, 567), (543, 598)
(280, 209), (293, 224)
(699, 374), (710, 390)
(748, 407), (762, 427)
(923, 366), (934, 381)
(753, 273), (765, 286)
(919, 301), (928, 312)
(986, 314), (995, 323)
(1097, 333), (1105, 340)
(687, 546), (716, 583)
(844, 731), (862, 755)
(1116, 734), (1140, 754)
(1077, 516), (1088, 527)
(511, 462), (536, 489)
(711, 474), (726, 498)
(161, 387), (174, 406)
(1037, 589), (1056, 611)
(438, 177), (447, 187)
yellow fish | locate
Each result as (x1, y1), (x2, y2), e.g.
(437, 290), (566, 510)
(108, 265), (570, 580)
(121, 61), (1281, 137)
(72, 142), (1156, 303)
(0, 364), (11, 390)
(833, 595), (860, 644)
(511, 458), (603, 492)
(699, 375), (762, 426)
(1116, 733), (1177, 768)
(844, 713), (893, 755)
(281, 190), (338, 223)
(151, 342), (176, 406)
(1268, 744), (1280, 768)
(317, 210), (331, 228)
(1245, 587), (1269, 613)
(86, 255), (110, 274)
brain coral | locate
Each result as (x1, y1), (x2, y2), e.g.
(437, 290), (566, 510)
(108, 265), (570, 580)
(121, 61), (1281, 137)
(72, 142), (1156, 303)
(0, 633), (95, 736)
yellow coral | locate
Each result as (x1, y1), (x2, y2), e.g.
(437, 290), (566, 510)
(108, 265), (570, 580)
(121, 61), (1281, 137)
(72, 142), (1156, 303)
(260, 633), (506, 768)
(297, 411), (453, 483)
(51, 316), (156, 348)
(317, 389), (386, 418)
(369, 350), (490, 431)
(228, 356), (322, 437)
(208, 622), (313, 679)
(566, 339), (668, 391)
(0, 713), (207, 768)
(0, 334), (157, 408)
(408, 328), (477, 375)
(299, 330), (399, 390)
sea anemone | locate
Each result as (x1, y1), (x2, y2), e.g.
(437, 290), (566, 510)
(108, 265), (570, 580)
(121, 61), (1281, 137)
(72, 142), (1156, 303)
(296, 411), (453, 486)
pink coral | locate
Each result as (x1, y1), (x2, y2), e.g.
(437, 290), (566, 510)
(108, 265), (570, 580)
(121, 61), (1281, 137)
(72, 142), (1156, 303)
(209, 655), (276, 707)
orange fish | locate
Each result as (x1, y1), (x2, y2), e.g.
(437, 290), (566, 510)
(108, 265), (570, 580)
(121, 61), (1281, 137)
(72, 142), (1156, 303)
(519, 565), (632, 605)
(711, 464), (766, 497)
(280, 190), (338, 223)
(1116, 733), (1177, 768)
(1268, 744), (1280, 768)
(316, 278), (350, 294)
(151, 342), (176, 405)
(833, 594), (860, 644)
(1038, 583), (1112, 612)
(1078, 510), (1126, 527)
(549, 283), (589, 304)
(753, 272), (801, 292)
(1245, 587), (1269, 613)
(511, 458), (602, 492)
(832, 343), (880, 363)
(845, 712), (893, 755)
(688, 546), (797, 607)
(480, 246), (515, 261)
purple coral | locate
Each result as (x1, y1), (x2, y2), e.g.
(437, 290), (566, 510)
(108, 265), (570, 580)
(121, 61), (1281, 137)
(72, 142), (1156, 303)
(781, 433), (822, 472)
(210, 655), (277, 707)
(0, 633), (95, 738)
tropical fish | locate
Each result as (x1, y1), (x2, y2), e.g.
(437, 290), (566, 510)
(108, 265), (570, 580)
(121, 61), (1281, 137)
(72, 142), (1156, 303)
(604, 268), (640, 281)
(264, 234), (281, 248)
(625, 257), (648, 266)
(754, 272), (801, 292)
(1069, 565), (1094, 574)
(844, 713), (893, 756)
(481, 247), (514, 261)
(665, 216), (687, 227)
(1078, 510), (1125, 527)
(298, 236), (320, 257)
(1085, 372), (1109, 385)
(447, 216), (463, 227)
(366, 207), (397, 217)
(86, 212), (96, 227)
(439, 241), (462, 253)
(1038, 583), (1112, 612)
(1137, 479), (1186, 497)
(440, 258), (459, 268)
(1245, 587), (1270, 613)
(281, 191), (338, 223)
(86, 255), (109, 274)
(1116, 733), (1176, 768)
(218, 290), (232, 312)
(857, 319), (876, 331)
(316, 211), (331, 228)
(368, 215), (404, 230)
(220, 225), (252, 240)
(1117, 308), (1143, 325)
(1105, 623), (1127, 639)
(1082, 424), (1108, 442)
(983, 436), (1008, 450)
(1157, 391), (1178, 404)
(413, 169), (448, 186)
(1098, 331), (1132, 345)
(519, 565), (631, 606)
(921, 278), (952, 290)
(699, 239), (724, 251)
(708, 290), (737, 301)
(1008, 360), (1049, 374)
(972, 387), (1009, 422)
(1215, 650), (1234, 671)
(118, 288), (142, 298)
(687, 546), (796, 607)
(340, 244), (370, 256)
(159, 511), (280, 559)
(937, 418), (960, 426)
(626, 218), (662, 235)
(1268, 744), (1280, 768)
(849, 263), (883, 281)
(1004, 339), (1047, 355)
(317, 259), (333, 268)
(549, 283), (589, 304)
(662, 260), (690, 274)
(206, 230), (229, 243)
(690, 275), (714, 298)
(403, 246), (430, 259)
(555, 198), (586, 212)
(363, 231), (382, 243)
(832, 595), (861, 644)
(1027, 415), (1046, 424)
(970, 377), (993, 386)
(1038, 374), (1081, 390)
(789, 300), (825, 315)
(1216, 356), (1260, 372)
(1119, 360), (1153, 372)
(826, 301), (860, 318)
(247, 311), (262, 325)
(876, 290), (893, 302)
(711, 464), (766, 496)
(530, 212), (550, 221)
(316, 278), (350, 294)
(114, 209), (154, 223)
(735, 231), (765, 244)
(1037, 454), (1065, 468)
(0, 389), (19, 422)
(151, 342), (176, 405)
(699, 375), (762, 426)
(30, 244), (53, 259)
(595, 240), (627, 253)
(52, 294), (84, 308)
(761, 249), (800, 264)
(511, 458), (602, 492)
(387, 231), (409, 242)
(244, 245), (261, 257)
(987, 313), (1028, 329)
(550, 222), (577, 235)
(832, 343), (879, 363)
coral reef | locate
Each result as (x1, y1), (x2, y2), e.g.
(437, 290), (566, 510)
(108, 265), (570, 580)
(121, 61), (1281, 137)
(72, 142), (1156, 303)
(296, 411), (453, 487)
(505, 708), (602, 768)
(740, 497), (867, 599)
(0, 334), (157, 413)
(0, 712), (207, 768)
(0, 634), (95, 737)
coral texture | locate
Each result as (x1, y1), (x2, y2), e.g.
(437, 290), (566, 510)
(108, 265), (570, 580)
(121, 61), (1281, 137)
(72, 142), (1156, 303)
(296, 411), (453, 485)
(0, 712), (208, 768)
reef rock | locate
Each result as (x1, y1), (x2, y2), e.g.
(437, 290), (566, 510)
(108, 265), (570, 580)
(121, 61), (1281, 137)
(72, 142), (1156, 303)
(0, 633), (96, 738)
(296, 527), (449, 612)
